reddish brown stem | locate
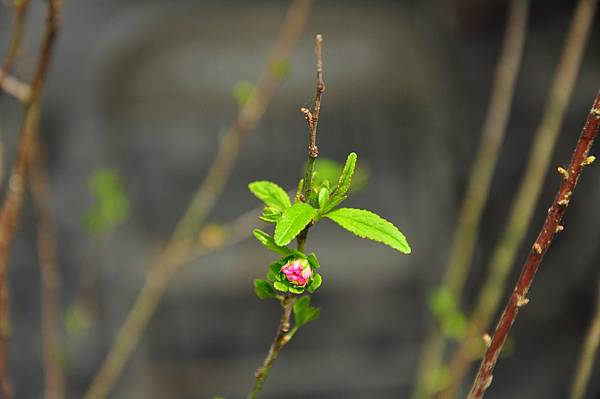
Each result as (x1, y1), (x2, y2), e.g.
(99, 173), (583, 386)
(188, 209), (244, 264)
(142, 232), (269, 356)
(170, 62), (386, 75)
(467, 91), (600, 399)
(29, 138), (64, 399)
(0, 1), (61, 397)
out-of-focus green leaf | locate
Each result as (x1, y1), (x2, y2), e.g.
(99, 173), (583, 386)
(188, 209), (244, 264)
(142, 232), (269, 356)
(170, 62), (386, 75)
(233, 81), (256, 108)
(428, 287), (468, 340)
(84, 168), (129, 235)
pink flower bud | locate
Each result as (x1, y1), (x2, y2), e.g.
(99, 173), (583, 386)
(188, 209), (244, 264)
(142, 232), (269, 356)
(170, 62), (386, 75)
(281, 258), (312, 287)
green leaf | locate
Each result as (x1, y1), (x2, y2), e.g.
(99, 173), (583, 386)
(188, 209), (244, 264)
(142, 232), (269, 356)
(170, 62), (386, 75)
(428, 287), (467, 340)
(273, 281), (289, 292)
(248, 181), (291, 212)
(319, 194), (347, 215)
(316, 153), (358, 215)
(84, 168), (129, 235)
(318, 187), (329, 209)
(233, 81), (256, 108)
(307, 273), (322, 293)
(293, 296), (320, 327)
(270, 58), (291, 80)
(324, 208), (411, 254)
(253, 229), (293, 256)
(254, 279), (276, 299)
(308, 156), (368, 194)
(274, 202), (317, 246)
(259, 207), (282, 223)
(335, 152), (357, 197)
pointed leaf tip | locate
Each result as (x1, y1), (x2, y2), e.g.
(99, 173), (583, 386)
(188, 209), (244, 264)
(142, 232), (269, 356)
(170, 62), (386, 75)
(324, 207), (411, 254)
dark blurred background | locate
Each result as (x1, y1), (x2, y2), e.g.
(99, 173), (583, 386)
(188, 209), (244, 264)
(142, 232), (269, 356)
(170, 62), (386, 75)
(0, 0), (599, 398)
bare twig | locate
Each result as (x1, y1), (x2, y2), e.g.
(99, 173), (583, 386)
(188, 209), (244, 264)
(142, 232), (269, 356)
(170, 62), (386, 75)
(0, 0), (30, 93)
(248, 295), (296, 399)
(83, 2), (314, 398)
(467, 91), (600, 399)
(410, 1), (530, 396)
(29, 138), (64, 399)
(441, 1), (598, 396)
(248, 33), (325, 399)
(569, 280), (600, 399)
(0, 1), (61, 397)
(0, 73), (31, 103)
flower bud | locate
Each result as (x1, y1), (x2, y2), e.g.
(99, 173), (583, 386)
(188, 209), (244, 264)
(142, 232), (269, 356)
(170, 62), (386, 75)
(280, 258), (312, 287)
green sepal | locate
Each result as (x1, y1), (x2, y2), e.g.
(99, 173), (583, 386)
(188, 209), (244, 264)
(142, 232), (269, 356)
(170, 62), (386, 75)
(253, 229), (293, 256)
(273, 281), (289, 292)
(293, 296), (320, 327)
(307, 252), (320, 269)
(307, 273), (322, 293)
(254, 279), (276, 299)
(289, 286), (304, 294)
(267, 262), (282, 282)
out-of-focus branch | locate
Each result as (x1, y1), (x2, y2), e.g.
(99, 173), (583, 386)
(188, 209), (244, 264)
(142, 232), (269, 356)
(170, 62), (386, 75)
(29, 138), (64, 399)
(411, 1), (530, 397)
(569, 281), (600, 399)
(0, 73), (31, 103)
(467, 91), (600, 399)
(83, 2), (314, 398)
(0, 1), (61, 397)
(0, 0), (30, 92)
(441, 1), (598, 396)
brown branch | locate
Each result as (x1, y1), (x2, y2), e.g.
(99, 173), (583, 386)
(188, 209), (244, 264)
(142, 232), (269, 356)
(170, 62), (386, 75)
(249, 33), (325, 399)
(0, 0), (30, 94)
(410, 1), (530, 396)
(300, 34), (324, 202)
(467, 91), (600, 399)
(0, 73), (31, 103)
(569, 280), (600, 399)
(248, 295), (295, 399)
(441, 0), (598, 396)
(83, 2), (314, 398)
(0, 1), (61, 397)
(29, 138), (64, 399)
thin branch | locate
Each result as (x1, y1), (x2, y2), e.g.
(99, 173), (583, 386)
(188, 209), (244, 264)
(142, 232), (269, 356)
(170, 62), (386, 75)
(248, 295), (295, 399)
(83, 2), (314, 398)
(248, 33), (325, 399)
(410, 1), (530, 396)
(0, 1), (61, 397)
(0, 73), (31, 103)
(569, 280), (600, 399)
(29, 137), (64, 399)
(467, 91), (600, 399)
(0, 0), (30, 93)
(441, 0), (598, 396)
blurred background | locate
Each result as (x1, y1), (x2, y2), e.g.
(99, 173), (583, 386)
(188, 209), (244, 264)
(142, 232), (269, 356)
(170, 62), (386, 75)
(0, 0), (599, 398)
